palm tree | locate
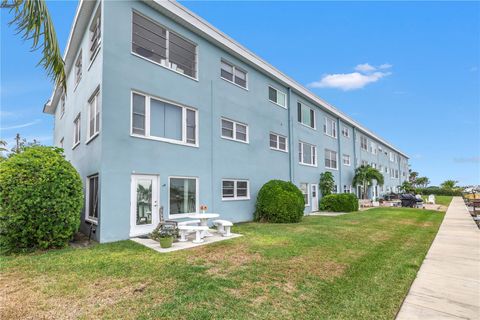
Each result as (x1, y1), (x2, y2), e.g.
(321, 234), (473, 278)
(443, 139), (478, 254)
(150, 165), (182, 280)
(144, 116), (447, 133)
(1, 0), (66, 91)
(352, 165), (384, 199)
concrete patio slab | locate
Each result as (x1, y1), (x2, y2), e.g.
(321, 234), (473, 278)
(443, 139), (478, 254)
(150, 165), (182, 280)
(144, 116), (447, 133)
(131, 230), (242, 253)
(396, 197), (480, 320)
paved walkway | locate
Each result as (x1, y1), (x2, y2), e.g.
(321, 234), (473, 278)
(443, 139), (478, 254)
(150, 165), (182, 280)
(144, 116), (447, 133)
(397, 197), (480, 319)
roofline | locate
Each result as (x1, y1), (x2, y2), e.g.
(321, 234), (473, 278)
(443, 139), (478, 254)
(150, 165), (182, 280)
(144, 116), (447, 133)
(44, 0), (408, 158)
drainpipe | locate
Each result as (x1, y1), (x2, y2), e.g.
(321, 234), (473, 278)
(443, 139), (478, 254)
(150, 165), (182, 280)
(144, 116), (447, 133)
(352, 127), (358, 196)
(210, 80), (215, 212)
(337, 118), (342, 192)
(287, 87), (294, 182)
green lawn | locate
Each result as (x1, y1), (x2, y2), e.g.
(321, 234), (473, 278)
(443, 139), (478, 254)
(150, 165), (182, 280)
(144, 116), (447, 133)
(0, 208), (444, 320)
(422, 195), (453, 207)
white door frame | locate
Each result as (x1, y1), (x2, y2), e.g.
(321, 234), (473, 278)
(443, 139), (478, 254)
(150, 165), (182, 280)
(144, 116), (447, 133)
(130, 174), (160, 237)
(311, 184), (319, 212)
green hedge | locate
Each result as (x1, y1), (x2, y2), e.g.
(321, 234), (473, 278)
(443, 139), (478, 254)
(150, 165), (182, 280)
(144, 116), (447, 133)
(416, 187), (462, 196)
(319, 193), (359, 212)
(254, 180), (304, 223)
(0, 147), (84, 252)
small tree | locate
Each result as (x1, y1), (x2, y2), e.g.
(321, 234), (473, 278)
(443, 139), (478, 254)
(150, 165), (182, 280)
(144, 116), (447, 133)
(352, 165), (384, 199)
(400, 181), (415, 193)
(319, 172), (335, 197)
(0, 146), (83, 252)
(255, 180), (304, 223)
(440, 180), (458, 190)
(416, 177), (430, 188)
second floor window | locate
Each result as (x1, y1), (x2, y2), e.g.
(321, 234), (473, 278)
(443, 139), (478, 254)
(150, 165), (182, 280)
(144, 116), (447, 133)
(73, 113), (81, 147)
(75, 51), (82, 86)
(325, 149), (338, 169)
(299, 141), (317, 166)
(342, 127), (350, 138)
(132, 11), (197, 78)
(268, 86), (287, 108)
(360, 136), (368, 151)
(324, 117), (337, 138)
(88, 89), (100, 140)
(269, 132), (287, 152)
(342, 154), (351, 166)
(60, 94), (65, 118)
(221, 118), (248, 143)
(221, 60), (247, 88)
(297, 102), (315, 129)
(89, 10), (101, 61)
(131, 92), (197, 146)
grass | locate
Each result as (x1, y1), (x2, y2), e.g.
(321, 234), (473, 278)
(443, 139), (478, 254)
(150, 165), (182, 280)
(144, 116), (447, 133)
(0, 207), (444, 320)
(421, 195), (453, 207)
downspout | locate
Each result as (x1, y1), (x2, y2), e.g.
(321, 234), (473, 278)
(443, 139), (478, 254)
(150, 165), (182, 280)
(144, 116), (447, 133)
(337, 118), (342, 192)
(287, 87), (294, 182)
(352, 127), (358, 196)
(210, 80), (215, 212)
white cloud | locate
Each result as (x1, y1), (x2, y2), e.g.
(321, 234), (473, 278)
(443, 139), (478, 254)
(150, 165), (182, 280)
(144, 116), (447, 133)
(308, 71), (391, 91)
(354, 63), (376, 72)
(379, 63), (392, 69)
(0, 119), (41, 130)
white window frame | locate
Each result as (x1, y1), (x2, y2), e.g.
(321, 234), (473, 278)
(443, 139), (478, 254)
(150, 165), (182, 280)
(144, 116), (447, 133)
(131, 10), (199, 81)
(221, 117), (249, 144)
(59, 137), (64, 149)
(343, 185), (352, 193)
(89, 8), (101, 66)
(299, 141), (317, 167)
(130, 91), (199, 147)
(268, 85), (287, 108)
(370, 141), (377, 155)
(87, 87), (101, 143)
(60, 93), (65, 119)
(85, 174), (99, 224)
(75, 50), (82, 87)
(360, 136), (368, 151)
(390, 152), (395, 162)
(220, 59), (248, 89)
(342, 154), (351, 166)
(72, 113), (81, 149)
(222, 179), (250, 201)
(168, 176), (199, 219)
(269, 132), (288, 152)
(342, 126), (350, 138)
(323, 117), (337, 138)
(297, 101), (316, 130)
(325, 149), (338, 170)
(300, 183), (309, 206)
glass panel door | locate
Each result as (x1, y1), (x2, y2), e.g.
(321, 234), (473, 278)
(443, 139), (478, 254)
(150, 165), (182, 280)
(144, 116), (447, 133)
(130, 175), (159, 237)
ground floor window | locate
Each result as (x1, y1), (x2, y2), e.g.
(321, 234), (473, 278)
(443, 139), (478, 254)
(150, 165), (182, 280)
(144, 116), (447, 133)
(343, 185), (352, 193)
(86, 174), (99, 222)
(300, 183), (309, 206)
(222, 179), (249, 200)
(169, 177), (197, 217)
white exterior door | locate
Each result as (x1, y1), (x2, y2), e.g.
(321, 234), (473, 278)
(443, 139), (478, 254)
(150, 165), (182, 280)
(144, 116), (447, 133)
(130, 174), (159, 237)
(311, 184), (319, 212)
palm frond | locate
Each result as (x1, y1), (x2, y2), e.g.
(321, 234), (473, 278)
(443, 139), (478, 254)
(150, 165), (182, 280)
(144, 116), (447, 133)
(1, 0), (66, 92)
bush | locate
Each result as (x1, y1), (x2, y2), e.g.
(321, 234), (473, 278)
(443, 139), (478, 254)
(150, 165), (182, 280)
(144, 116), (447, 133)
(254, 180), (304, 223)
(416, 187), (462, 196)
(0, 146), (83, 252)
(319, 193), (359, 212)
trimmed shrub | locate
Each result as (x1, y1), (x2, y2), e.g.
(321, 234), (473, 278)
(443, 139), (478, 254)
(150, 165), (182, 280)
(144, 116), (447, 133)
(0, 146), (83, 252)
(319, 193), (359, 212)
(416, 187), (462, 196)
(254, 180), (304, 223)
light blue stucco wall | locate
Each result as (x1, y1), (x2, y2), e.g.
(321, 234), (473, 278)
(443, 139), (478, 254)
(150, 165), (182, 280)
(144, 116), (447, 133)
(53, 0), (409, 243)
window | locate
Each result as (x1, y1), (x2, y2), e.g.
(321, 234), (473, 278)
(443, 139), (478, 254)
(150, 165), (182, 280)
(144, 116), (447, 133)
(89, 10), (101, 61)
(385, 167), (389, 174)
(343, 185), (352, 193)
(268, 86), (287, 108)
(395, 169), (399, 179)
(299, 141), (317, 166)
(332, 185), (338, 194)
(342, 154), (351, 166)
(73, 113), (81, 147)
(59, 137), (64, 148)
(390, 152), (395, 162)
(169, 177), (198, 217)
(360, 136), (368, 151)
(132, 11), (197, 78)
(361, 160), (369, 166)
(269, 132), (287, 152)
(75, 51), (82, 86)
(342, 126), (350, 138)
(87, 89), (100, 140)
(300, 183), (309, 206)
(297, 102), (315, 129)
(323, 117), (337, 138)
(86, 174), (99, 222)
(131, 92), (198, 146)
(221, 60), (247, 88)
(371, 162), (377, 169)
(379, 165), (383, 172)
(221, 118), (248, 143)
(370, 141), (377, 154)
(60, 94), (65, 118)
(222, 179), (249, 200)
(325, 149), (338, 169)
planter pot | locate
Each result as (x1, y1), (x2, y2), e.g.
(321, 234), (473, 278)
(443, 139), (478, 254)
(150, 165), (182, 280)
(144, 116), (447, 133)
(159, 236), (173, 248)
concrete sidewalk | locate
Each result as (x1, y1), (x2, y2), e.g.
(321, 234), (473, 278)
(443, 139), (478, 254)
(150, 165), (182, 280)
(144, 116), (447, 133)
(396, 197), (480, 319)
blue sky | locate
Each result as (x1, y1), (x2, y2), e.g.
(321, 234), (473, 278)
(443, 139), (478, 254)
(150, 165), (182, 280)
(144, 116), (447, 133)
(1, 1), (479, 185)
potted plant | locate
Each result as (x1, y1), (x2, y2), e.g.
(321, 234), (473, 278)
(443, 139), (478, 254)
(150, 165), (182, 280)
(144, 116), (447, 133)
(151, 224), (177, 248)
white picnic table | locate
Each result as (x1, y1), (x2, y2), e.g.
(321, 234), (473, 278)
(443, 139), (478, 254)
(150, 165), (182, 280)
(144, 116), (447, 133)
(186, 213), (219, 237)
